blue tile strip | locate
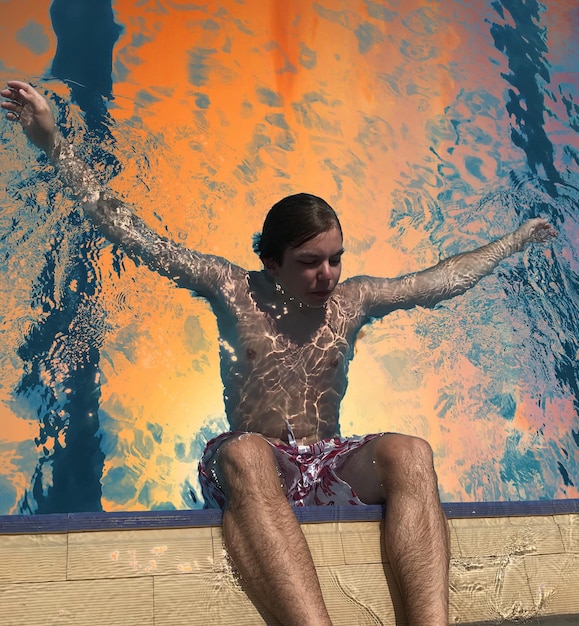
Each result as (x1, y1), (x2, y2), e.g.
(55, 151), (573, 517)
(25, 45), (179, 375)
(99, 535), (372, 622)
(0, 499), (577, 535)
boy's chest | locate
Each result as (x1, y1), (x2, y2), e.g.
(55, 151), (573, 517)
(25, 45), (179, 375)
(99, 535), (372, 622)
(231, 305), (353, 373)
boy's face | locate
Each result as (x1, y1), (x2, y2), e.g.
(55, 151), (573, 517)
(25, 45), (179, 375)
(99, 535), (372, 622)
(265, 226), (344, 308)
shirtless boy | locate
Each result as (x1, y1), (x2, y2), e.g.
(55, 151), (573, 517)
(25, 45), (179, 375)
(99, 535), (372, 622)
(2, 81), (556, 626)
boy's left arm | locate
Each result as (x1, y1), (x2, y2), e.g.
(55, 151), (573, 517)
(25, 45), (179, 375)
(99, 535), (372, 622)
(350, 218), (557, 319)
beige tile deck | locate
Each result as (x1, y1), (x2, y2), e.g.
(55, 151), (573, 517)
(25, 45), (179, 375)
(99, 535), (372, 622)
(339, 520), (383, 565)
(451, 515), (566, 558)
(525, 553), (579, 617)
(0, 532), (67, 583)
(67, 526), (214, 579)
(0, 512), (576, 625)
(555, 513), (579, 554)
(0, 578), (154, 626)
(449, 554), (534, 623)
(303, 521), (346, 566)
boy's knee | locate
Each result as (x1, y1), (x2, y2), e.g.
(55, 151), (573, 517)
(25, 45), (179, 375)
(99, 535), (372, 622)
(374, 434), (436, 479)
(217, 433), (277, 483)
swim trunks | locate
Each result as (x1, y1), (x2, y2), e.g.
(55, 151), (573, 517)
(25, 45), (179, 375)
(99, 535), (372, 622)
(198, 432), (383, 509)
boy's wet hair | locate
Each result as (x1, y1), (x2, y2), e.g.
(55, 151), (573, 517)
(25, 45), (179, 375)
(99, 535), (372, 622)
(253, 193), (342, 265)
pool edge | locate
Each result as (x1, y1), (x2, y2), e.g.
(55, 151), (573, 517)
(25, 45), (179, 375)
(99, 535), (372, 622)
(0, 498), (577, 534)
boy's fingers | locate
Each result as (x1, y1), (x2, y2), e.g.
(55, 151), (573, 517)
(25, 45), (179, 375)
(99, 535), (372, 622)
(4, 82), (39, 105)
(6, 80), (32, 92)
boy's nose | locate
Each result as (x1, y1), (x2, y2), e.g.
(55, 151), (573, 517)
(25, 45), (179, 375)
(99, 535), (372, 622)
(317, 261), (332, 279)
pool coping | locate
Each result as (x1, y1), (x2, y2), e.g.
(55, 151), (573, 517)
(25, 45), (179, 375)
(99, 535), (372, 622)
(0, 499), (577, 534)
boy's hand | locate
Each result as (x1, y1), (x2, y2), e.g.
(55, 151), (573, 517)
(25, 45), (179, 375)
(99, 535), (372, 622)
(1, 80), (57, 153)
(516, 218), (558, 246)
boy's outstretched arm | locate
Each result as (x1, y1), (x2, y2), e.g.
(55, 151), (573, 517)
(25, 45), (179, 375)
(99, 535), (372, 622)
(1, 81), (236, 296)
(2, 80), (152, 233)
(355, 217), (557, 318)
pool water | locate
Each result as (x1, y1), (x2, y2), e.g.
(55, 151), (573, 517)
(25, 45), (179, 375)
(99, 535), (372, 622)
(0, 0), (577, 514)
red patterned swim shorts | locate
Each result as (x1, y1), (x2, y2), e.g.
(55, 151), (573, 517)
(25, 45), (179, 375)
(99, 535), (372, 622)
(198, 432), (384, 509)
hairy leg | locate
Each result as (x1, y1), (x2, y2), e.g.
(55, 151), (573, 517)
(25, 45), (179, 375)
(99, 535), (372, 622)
(215, 434), (332, 626)
(337, 434), (450, 626)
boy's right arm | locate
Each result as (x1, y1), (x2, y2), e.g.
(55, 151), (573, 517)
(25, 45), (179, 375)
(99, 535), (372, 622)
(1, 81), (237, 298)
